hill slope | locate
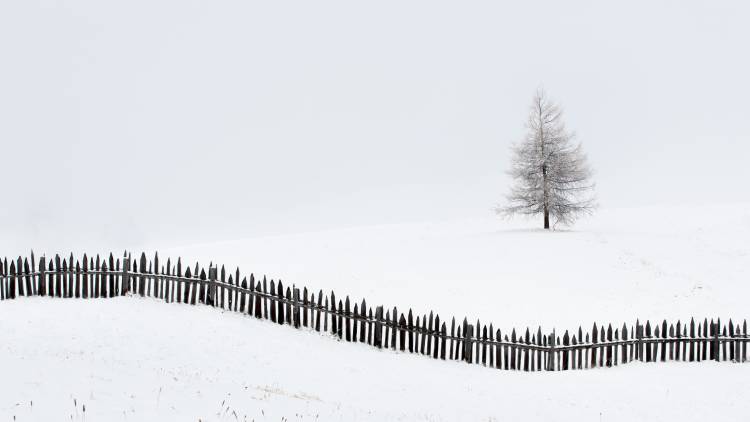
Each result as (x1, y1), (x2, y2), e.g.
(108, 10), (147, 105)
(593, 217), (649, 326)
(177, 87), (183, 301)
(1, 298), (749, 421)
(159, 204), (750, 332)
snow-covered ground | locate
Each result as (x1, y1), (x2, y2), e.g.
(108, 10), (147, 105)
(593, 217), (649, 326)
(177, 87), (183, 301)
(2, 204), (749, 421)
(158, 204), (750, 333)
(1, 297), (749, 422)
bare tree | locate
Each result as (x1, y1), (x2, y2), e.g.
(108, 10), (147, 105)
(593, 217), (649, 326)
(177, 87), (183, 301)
(497, 89), (596, 229)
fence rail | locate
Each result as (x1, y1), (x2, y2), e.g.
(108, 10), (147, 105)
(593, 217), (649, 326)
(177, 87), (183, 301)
(0, 251), (747, 371)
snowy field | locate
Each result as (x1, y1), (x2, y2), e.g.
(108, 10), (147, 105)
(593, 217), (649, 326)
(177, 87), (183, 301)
(158, 204), (750, 333)
(1, 298), (749, 422)
(2, 204), (749, 421)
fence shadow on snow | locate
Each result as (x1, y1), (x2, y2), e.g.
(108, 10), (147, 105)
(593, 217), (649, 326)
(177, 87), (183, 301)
(0, 251), (747, 371)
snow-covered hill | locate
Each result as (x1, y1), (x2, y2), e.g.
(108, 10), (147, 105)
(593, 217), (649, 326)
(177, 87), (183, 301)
(1, 297), (748, 422)
(158, 204), (750, 333)
(2, 204), (749, 421)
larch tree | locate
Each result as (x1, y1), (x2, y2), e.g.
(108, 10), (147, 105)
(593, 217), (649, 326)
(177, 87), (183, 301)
(497, 89), (596, 229)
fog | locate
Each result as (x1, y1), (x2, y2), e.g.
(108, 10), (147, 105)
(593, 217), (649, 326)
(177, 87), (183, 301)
(1, 0), (748, 252)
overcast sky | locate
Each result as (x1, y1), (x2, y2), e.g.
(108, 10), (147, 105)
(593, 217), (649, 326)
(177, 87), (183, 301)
(1, 0), (748, 251)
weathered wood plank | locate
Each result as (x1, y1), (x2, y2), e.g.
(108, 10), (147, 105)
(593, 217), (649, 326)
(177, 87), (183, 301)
(315, 290), (323, 331)
(337, 300), (344, 339)
(407, 309), (414, 352)
(359, 299), (367, 343)
(285, 286), (293, 326)
(269, 280), (277, 323)
(374, 306), (384, 348)
(352, 303), (359, 343)
(345, 297), (352, 342)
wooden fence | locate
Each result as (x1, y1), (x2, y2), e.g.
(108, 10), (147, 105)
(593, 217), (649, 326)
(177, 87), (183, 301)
(0, 251), (747, 371)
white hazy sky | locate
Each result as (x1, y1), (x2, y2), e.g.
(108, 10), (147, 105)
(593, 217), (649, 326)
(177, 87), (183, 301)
(1, 0), (748, 251)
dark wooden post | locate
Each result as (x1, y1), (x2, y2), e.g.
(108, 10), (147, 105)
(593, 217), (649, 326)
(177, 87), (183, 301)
(137, 253), (145, 297)
(463, 323), (474, 364)
(208, 266), (217, 306)
(260, 277), (267, 318)
(0, 259), (5, 300)
(163, 259), (170, 302)
(715, 319), (722, 361)
(258, 277), (266, 318)
(100, 262), (108, 298)
(336, 300), (344, 339)
(302, 287), (309, 327)
(184, 267), (193, 304)
(54, 255), (62, 298)
(238, 277), (247, 312)
(315, 290), (323, 330)
(721, 323), (728, 361)
(383, 309), (390, 349)
(352, 303), (360, 341)
(542, 327), (548, 370)
(152, 253), (160, 299)
(522, 328), (530, 371)
(267, 280), (276, 322)
(175, 258), (183, 302)
(110, 258), (118, 297)
(345, 297), (352, 342)
(636, 321), (643, 361)
(359, 299), (367, 343)
(38, 256), (46, 297)
(547, 331), (556, 371)
(735, 321), (742, 362)
(449, 318), (456, 361)
(590, 323), (598, 368)
(729, 319), (736, 362)
(606, 324), (613, 367)
(74, 261), (81, 298)
(712, 320), (720, 361)
(434, 315), (442, 360)
(407, 309), (414, 352)
(323, 296), (330, 332)
(9, 260), (16, 299)
(276, 281), (285, 325)
(669, 324), (675, 360)
(233, 268), (240, 312)
(122, 255), (130, 295)
(293, 288), (301, 328)
(398, 313), (407, 351)
(367, 307), (374, 345)
(329, 291), (336, 334)
(562, 331), (569, 370)
(219, 265), (226, 309)
(501, 333), (508, 369)
(198, 268), (207, 304)
(440, 323), (447, 360)
(488, 324), (495, 367)
(284, 287), (292, 326)
(701, 318), (708, 361)
(14, 257), (25, 297)
(23, 258), (32, 296)
(0, 258), (5, 300)
(243, 274), (252, 314)
(690, 318), (695, 362)
(675, 320), (682, 361)
(510, 329), (517, 369)
(743, 320), (748, 363)
(374, 306), (384, 348)
(391, 307), (398, 350)
(417, 315), (426, 355)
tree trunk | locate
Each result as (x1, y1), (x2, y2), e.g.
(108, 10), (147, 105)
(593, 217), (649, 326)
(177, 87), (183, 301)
(542, 160), (550, 229)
